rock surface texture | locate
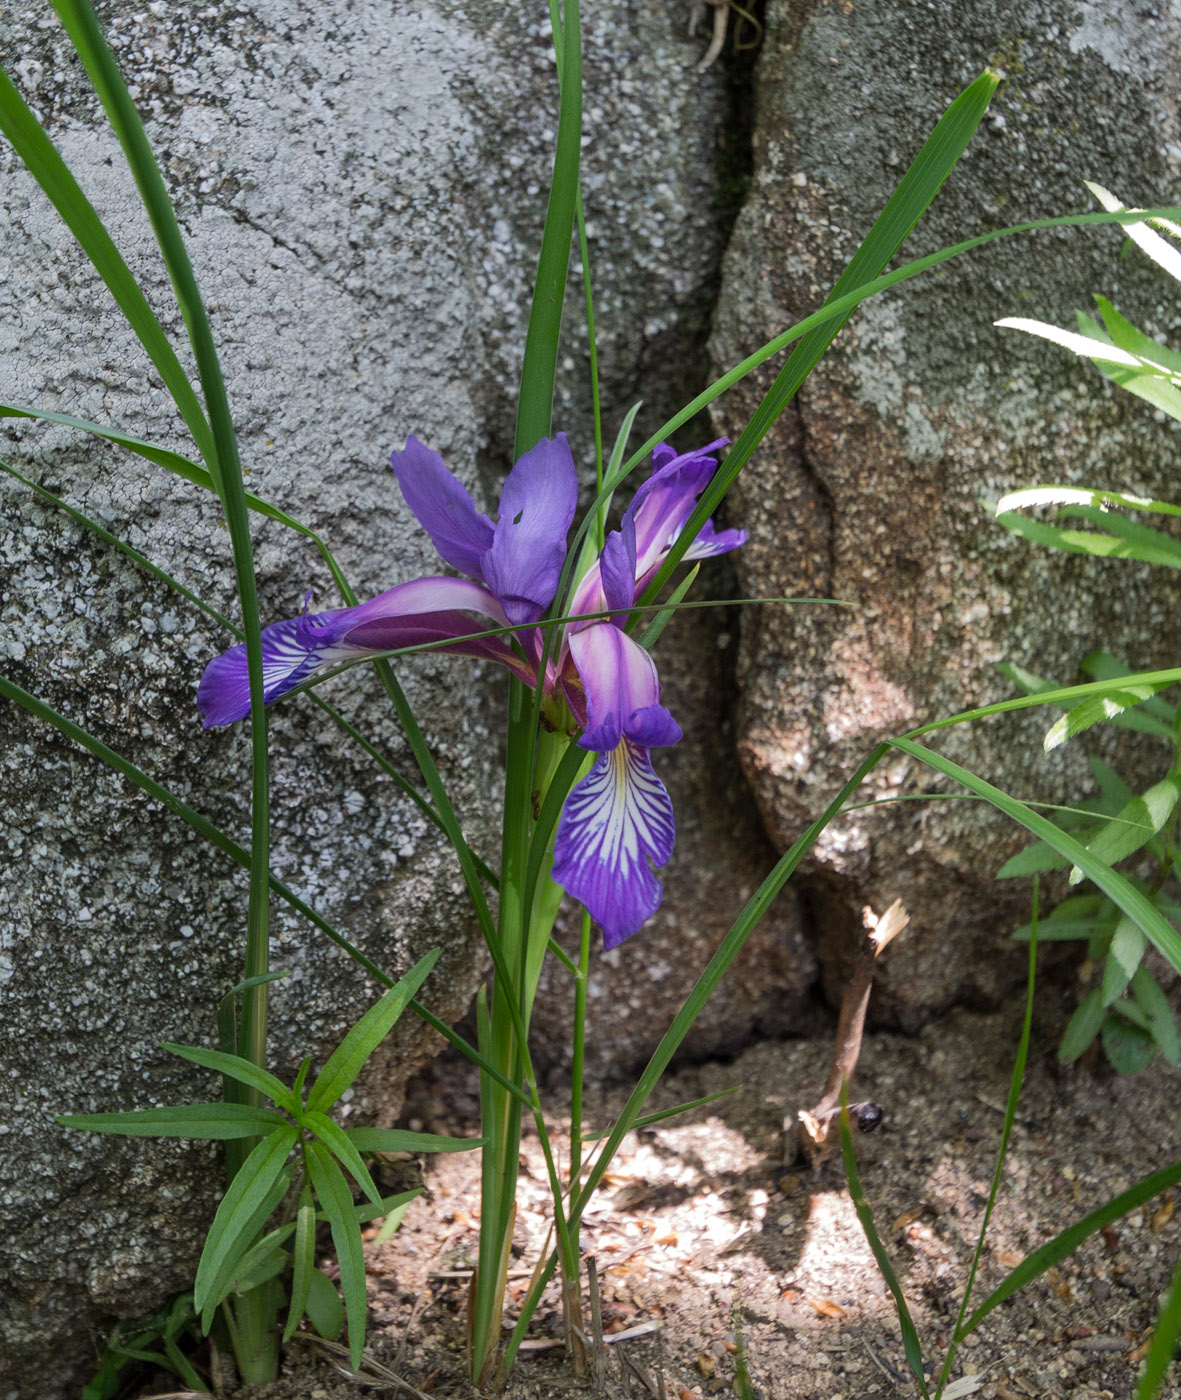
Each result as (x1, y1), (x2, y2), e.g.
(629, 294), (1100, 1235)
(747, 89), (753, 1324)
(710, 0), (1181, 1025)
(0, 2), (766, 1391)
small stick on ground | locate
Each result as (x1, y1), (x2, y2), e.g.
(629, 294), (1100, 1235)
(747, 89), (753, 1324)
(793, 898), (909, 1165)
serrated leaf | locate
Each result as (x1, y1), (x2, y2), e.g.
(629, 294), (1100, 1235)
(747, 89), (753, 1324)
(1101, 1015), (1155, 1074)
(305, 948), (440, 1114)
(1102, 917), (1147, 1005)
(304, 1141), (366, 1368)
(344, 1128), (483, 1154)
(304, 1111), (381, 1208)
(284, 1182), (317, 1344)
(55, 1102), (286, 1139)
(162, 1043), (295, 1113)
(305, 1265), (343, 1341)
(1069, 776), (1181, 885)
(194, 1125), (298, 1319)
(1059, 988), (1106, 1062)
(1131, 966), (1181, 1065)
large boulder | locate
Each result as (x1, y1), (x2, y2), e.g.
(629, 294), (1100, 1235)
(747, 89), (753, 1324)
(710, 0), (1181, 1026)
(0, 1), (760, 1391)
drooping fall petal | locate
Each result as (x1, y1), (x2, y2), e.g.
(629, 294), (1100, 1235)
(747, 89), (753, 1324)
(551, 738), (676, 949)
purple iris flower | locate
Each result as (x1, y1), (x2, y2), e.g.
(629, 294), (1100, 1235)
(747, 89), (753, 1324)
(196, 434), (744, 948)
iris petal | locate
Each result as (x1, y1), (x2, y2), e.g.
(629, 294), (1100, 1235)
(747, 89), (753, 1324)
(197, 577), (531, 727)
(483, 434), (578, 624)
(569, 624), (680, 753)
(390, 436), (494, 580)
(552, 739), (676, 948)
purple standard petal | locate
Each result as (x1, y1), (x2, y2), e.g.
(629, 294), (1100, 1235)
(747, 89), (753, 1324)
(625, 438), (737, 580)
(569, 624), (681, 752)
(552, 739), (676, 948)
(482, 434), (578, 625)
(198, 577), (532, 728)
(390, 435), (494, 579)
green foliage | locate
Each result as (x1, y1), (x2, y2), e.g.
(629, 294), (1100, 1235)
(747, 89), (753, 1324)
(996, 186), (1181, 1087)
(59, 950), (480, 1368)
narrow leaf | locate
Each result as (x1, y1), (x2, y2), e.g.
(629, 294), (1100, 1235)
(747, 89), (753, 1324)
(305, 1265), (344, 1341)
(162, 1043), (294, 1113)
(284, 1182), (317, 1343)
(193, 1125), (297, 1317)
(305, 1141), (367, 1368)
(1058, 987), (1106, 1063)
(304, 1111), (382, 1208)
(840, 1098), (931, 1398)
(1135, 1248), (1181, 1400)
(55, 1102), (285, 1140)
(305, 947), (440, 1114)
(1131, 967), (1181, 1065)
(961, 1159), (1181, 1334)
(1102, 1016), (1155, 1074)
(1102, 917), (1147, 1005)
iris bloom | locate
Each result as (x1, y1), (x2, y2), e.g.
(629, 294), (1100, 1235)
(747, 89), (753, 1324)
(197, 435), (743, 947)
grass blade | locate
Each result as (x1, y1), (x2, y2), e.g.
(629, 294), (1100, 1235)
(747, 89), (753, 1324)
(640, 69), (1000, 605)
(887, 737), (1181, 974)
(961, 1159), (1181, 1335)
(937, 882), (1039, 1396)
(0, 66), (211, 459)
(51, 0), (273, 1090)
(840, 1095), (930, 1399)
(1136, 1248), (1181, 1400)
(0, 673), (525, 1103)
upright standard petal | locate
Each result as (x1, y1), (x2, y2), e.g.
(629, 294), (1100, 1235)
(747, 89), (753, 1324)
(390, 436), (495, 579)
(197, 577), (531, 728)
(624, 438), (744, 583)
(552, 738), (676, 949)
(482, 434), (578, 624)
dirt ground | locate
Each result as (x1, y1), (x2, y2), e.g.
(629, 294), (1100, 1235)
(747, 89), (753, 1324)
(200, 989), (1181, 1400)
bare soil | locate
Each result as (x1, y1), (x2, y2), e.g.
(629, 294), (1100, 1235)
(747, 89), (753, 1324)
(212, 993), (1181, 1400)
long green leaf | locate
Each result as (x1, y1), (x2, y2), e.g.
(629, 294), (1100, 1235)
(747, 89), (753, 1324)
(0, 69), (211, 459)
(305, 1140), (367, 1369)
(0, 406), (356, 597)
(161, 1043), (295, 1114)
(961, 1159), (1181, 1335)
(56, 1103), (285, 1139)
(193, 1125), (297, 1317)
(305, 1111), (382, 1207)
(305, 948), (440, 1114)
(344, 1128), (484, 1154)
(840, 1096), (930, 1398)
(284, 1182), (317, 1344)
(887, 738), (1181, 974)
(1136, 1247), (1181, 1400)
(640, 69), (1000, 608)
(51, 0), (273, 1101)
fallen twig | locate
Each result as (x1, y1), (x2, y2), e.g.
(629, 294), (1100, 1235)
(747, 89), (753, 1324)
(793, 898), (909, 1164)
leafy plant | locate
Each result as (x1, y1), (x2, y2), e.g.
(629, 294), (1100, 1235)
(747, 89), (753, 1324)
(995, 185), (1181, 1074)
(58, 949), (480, 1370)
